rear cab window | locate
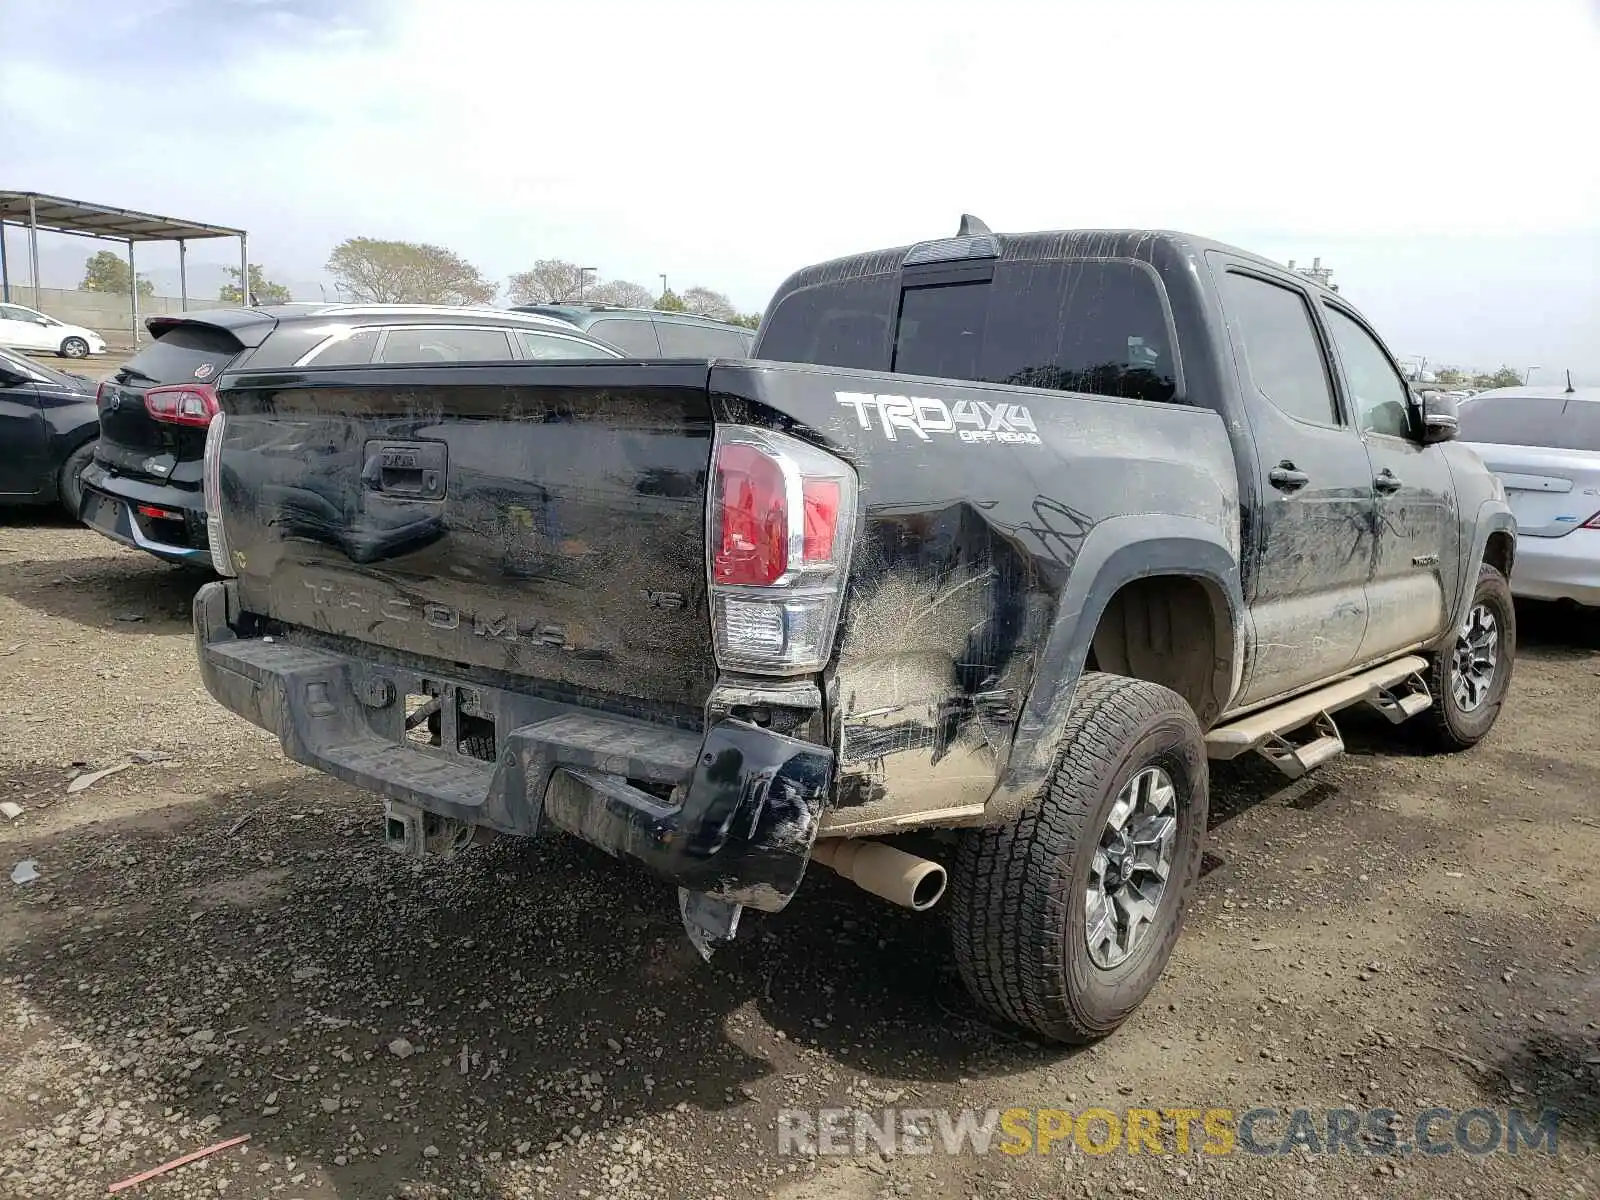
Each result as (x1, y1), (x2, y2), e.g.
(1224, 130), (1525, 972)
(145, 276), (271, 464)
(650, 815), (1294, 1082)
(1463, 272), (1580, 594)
(118, 325), (243, 385)
(755, 259), (1180, 404)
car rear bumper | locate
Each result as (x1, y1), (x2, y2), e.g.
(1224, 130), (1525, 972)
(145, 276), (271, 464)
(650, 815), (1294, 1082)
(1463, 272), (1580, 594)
(193, 580), (834, 911)
(1510, 529), (1600, 606)
(79, 463), (210, 565)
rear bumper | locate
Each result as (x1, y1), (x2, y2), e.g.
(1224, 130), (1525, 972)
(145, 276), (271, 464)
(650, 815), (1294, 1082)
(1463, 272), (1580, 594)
(193, 581), (834, 911)
(1510, 529), (1600, 606)
(79, 463), (209, 565)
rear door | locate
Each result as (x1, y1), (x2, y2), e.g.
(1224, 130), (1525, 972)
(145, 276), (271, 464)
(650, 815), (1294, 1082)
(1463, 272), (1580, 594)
(1460, 394), (1600, 535)
(1321, 303), (1457, 658)
(0, 305), (53, 352)
(1213, 261), (1376, 705)
(96, 324), (245, 481)
(0, 365), (47, 496)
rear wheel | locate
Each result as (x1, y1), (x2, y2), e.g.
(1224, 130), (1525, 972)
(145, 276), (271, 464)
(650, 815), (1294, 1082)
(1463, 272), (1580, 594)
(57, 439), (97, 518)
(59, 336), (89, 359)
(1418, 563), (1515, 750)
(949, 672), (1208, 1043)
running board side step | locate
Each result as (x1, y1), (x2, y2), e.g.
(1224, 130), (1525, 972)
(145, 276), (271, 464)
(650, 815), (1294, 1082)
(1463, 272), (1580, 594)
(1205, 656), (1431, 777)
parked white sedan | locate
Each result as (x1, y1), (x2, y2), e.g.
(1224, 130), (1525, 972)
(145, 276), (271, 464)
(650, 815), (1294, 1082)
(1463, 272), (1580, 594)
(1458, 384), (1600, 606)
(0, 303), (107, 358)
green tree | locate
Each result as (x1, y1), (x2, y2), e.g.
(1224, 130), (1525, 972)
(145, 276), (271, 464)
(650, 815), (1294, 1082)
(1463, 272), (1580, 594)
(1486, 366), (1523, 389)
(1433, 366), (1466, 386)
(80, 250), (153, 298)
(326, 237), (496, 305)
(220, 264), (292, 305)
(655, 288), (686, 312)
(726, 312), (761, 329)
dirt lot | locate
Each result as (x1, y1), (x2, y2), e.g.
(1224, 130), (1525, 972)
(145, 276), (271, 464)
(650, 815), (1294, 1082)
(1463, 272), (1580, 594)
(0, 516), (1595, 1200)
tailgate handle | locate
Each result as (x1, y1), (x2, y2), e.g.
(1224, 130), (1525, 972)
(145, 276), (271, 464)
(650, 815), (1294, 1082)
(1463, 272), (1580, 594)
(362, 441), (446, 500)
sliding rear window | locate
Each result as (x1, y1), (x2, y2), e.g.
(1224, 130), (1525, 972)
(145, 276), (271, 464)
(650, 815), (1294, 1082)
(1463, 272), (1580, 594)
(757, 259), (1180, 404)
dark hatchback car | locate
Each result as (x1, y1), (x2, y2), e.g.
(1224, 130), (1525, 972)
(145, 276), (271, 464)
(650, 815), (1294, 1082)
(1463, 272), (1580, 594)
(0, 345), (99, 515)
(507, 305), (755, 358)
(79, 304), (622, 567)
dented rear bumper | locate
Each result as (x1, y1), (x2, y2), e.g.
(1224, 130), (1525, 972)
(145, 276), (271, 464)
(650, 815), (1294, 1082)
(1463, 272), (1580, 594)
(193, 581), (834, 911)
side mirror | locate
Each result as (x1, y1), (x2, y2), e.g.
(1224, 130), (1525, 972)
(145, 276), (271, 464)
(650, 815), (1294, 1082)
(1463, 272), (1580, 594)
(0, 369), (29, 388)
(1418, 392), (1459, 444)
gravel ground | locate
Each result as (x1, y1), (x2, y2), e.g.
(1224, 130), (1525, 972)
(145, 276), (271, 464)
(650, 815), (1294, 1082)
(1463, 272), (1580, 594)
(0, 515), (1596, 1200)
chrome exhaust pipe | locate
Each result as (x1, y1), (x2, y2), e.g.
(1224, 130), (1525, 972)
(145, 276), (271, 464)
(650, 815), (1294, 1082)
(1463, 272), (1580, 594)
(809, 838), (948, 911)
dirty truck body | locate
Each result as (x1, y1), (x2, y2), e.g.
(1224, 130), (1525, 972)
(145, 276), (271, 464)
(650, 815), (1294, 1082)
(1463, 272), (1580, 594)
(194, 226), (1516, 1042)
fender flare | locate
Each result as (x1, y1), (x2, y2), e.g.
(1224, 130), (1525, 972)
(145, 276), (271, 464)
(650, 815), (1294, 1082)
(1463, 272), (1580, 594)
(1439, 500), (1517, 647)
(989, 514), (1244, 815)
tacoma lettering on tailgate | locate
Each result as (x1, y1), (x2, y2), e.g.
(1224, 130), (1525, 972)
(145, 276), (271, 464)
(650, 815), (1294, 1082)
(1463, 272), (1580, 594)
(300, 583), (575, 649)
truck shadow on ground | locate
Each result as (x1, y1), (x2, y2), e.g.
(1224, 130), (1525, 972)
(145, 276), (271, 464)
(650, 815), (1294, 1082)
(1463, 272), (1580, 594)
(0, 775), (1081, 1195)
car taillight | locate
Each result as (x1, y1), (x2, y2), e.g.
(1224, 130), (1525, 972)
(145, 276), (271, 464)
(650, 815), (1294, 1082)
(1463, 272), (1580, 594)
(1582, 511), (1600, 530)
(707, 426), (856, 675)
(202, 411), (237, 577)
(144, 382), (219, 427)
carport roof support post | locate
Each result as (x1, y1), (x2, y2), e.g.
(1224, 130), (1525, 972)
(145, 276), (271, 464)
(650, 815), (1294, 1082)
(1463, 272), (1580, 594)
(28, 195), (40, 310)
(128, 240), (140, 346)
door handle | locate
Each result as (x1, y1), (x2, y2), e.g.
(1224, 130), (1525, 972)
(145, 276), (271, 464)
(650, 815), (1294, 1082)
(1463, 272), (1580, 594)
(1268, 461), (1309, 492)
(1374, 469), (1403, 494)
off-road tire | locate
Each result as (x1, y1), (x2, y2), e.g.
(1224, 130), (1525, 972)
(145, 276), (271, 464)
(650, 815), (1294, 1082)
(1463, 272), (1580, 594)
(949, 672), (1208, 1044)
(57, 439), (97, 518)
(59, 336), (90, 359)
(1417, 563), (1515, 751)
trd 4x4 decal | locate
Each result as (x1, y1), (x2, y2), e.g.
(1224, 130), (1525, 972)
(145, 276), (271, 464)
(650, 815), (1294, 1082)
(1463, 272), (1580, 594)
(836, 392), (1041, 446)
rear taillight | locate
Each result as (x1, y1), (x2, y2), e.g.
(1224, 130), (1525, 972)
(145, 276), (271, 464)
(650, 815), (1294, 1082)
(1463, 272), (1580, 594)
(707, 426), (856, 674)
(1582, 511), (1600, 530)
(144, 382), (219, 427)
(202, 411), (237, 577)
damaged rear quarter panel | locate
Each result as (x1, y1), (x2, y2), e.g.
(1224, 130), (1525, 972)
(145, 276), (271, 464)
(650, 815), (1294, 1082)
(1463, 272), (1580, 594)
(708, 362), (1239, 835)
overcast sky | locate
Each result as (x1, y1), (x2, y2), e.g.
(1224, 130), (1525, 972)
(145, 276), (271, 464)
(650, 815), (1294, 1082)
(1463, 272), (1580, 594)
(3, 0), (1597, 379)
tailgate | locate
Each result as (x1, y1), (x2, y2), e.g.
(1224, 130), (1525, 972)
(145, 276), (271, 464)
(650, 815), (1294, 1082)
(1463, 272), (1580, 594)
(215, 362), (718, 715)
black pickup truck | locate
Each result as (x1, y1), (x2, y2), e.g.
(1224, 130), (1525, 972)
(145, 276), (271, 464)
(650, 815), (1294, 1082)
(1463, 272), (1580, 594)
(192, 220), (1517, 1043)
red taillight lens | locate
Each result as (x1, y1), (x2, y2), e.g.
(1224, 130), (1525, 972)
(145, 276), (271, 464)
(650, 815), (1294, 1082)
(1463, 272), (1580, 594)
(802, 479), (840, 562)
(1581, 511), (1600, 529)
(705, 426), (857, 675)
(713, 442), (790, 585)
(136, 504), (181, 520)
(144, 382), (218, 427)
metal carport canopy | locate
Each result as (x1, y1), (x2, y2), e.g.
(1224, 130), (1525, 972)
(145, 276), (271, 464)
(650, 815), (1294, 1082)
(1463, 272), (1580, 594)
(0, 190), (249, 344)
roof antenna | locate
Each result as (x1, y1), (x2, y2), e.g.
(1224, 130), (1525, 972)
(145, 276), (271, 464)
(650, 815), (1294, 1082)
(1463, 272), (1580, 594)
(956, 213), (992, 237)
(1566, 368), (1575, 394)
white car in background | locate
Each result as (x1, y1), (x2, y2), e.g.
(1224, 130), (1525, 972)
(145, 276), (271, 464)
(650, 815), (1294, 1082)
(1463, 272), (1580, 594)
(1458, 384), (1600, 606)
(0, 302), (107, 359)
